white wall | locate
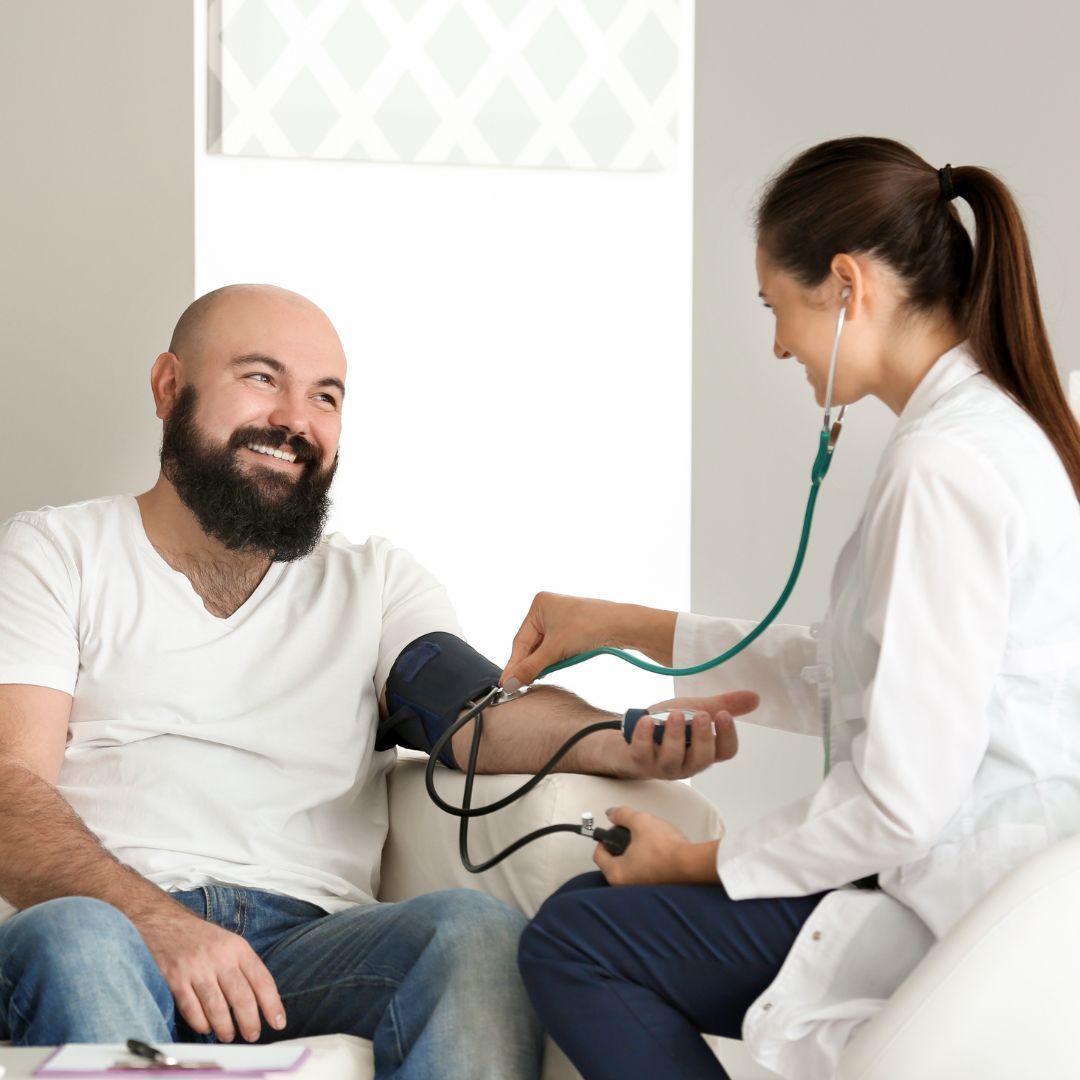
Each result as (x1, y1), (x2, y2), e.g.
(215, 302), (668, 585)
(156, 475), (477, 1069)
(691, 0), (1080, 832)
(0, 2), (196, 522)
(193, 1), (696, 708)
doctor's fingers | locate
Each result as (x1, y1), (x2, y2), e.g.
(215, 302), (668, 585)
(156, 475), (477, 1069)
(503, 592), (620, 688)
(501, 631), (552, 690)
(501, 601), (550, 687)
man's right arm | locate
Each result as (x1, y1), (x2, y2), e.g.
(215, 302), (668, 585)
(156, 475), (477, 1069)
(0, 684), (286, 1043)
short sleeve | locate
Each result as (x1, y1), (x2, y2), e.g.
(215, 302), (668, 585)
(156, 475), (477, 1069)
(373, 542), (464, 696)
(0, 517), (80, 693)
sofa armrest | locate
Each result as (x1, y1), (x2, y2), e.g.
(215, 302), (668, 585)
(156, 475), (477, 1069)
(378, 757), (724, 917)
(838, 832), (1080, 1080)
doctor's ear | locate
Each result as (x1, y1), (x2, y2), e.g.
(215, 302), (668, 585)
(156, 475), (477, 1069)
(828, 253), (863, 315)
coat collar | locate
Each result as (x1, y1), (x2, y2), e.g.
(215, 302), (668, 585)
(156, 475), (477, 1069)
(895, 342), (982, 428)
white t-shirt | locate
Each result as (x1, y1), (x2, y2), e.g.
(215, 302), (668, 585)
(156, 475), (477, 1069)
(0, 495), (462, 922)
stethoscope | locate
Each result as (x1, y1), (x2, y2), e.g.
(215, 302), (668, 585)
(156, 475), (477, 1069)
(427, 289), (851, 870)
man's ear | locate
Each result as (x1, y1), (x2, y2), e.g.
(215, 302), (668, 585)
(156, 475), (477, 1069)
(150, 352), (183, 419)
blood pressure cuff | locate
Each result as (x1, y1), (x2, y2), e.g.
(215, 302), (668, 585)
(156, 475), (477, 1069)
(377, 632), (502, 770)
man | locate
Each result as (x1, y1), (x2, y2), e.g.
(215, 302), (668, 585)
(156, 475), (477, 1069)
(0, 285), (751, 1077)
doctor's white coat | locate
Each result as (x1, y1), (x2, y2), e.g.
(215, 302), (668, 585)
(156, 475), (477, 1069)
(674, 345), (1080, 1079)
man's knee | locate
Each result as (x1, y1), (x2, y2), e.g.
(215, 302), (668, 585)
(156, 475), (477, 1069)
(434, 889), (526, 942)
(409, 889), (528, 977)
(0, 897), (173, 1046)
(3, 897), (150, 980)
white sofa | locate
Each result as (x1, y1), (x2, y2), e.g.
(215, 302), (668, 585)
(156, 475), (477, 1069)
(837, 830), (1080, 1080)
(6, 765), (1080, 1078)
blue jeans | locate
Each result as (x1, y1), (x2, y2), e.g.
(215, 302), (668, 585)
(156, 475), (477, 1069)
(0, 885), (541, 1079)
(519, 872), (827, 1079)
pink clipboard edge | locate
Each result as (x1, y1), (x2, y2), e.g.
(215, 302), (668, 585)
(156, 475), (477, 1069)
(34, 1045), (311, 1078)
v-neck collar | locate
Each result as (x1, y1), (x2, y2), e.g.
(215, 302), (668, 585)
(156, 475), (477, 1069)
(125, 495), (286, 623)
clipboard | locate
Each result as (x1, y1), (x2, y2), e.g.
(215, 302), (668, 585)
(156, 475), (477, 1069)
(34, 1044), (309, 1078)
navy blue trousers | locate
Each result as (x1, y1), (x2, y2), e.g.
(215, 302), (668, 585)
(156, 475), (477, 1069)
(518, 872), (827, 1079)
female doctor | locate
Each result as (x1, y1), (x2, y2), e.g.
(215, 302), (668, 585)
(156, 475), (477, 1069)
(510, 137), (1080, 1080)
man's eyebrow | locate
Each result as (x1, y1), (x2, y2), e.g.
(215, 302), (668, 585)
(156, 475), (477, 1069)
(315, 376), (347, 397)
(231, 352), (284, 372)
(230, 353), (346, 398)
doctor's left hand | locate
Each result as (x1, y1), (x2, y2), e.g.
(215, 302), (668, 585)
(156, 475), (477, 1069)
(621, 691), (753, 781)
(595, 806), (721, 886)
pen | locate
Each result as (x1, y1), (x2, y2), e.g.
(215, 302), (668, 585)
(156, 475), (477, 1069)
(126, 1041), (181, 1068)
(120, 1041), (221, 1071)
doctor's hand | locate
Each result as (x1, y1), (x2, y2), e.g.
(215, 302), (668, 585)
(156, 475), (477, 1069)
(137, 906), (287, 1044)
(595, 806), (721, 886)
(617, 692), (754, 781)
(501, 592), (678, 691)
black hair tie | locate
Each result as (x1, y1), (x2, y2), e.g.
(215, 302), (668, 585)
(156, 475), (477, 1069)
(938, 164), (957, 201)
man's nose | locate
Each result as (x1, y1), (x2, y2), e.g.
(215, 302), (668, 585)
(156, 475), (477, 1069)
(267, 394), (310, 436)
(774, 338), (792, 360)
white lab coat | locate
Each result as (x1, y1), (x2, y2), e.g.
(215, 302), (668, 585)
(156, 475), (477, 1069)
(674, 345), (1080, 1079)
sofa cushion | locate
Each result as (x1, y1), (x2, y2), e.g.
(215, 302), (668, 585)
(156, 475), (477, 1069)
(380, 757), (725, 917)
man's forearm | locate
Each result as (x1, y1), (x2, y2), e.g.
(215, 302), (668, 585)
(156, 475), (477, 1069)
(0, 758), (190, 924)
(450, 686), (634, 778)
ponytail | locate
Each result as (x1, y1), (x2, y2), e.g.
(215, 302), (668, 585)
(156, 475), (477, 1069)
(952, 166), (1080, 500)
(757, 137), (1080, 501)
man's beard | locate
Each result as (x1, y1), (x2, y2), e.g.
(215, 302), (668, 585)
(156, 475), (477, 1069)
(160, 385), (337, 562)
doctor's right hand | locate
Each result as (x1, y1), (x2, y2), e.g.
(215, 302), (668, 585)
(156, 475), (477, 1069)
(137, 905), (287, 1043)
(502, 592), (678, 690)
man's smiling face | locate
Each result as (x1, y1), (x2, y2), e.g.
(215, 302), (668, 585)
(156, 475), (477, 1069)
(158, 286), (348, 560)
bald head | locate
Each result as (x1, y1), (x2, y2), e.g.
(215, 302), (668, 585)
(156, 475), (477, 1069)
(168, 284), (338, 370)
(151, 283), (347, 480)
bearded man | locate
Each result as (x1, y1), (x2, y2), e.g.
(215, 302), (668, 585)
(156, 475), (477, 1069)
(0, 285), (751, 1077)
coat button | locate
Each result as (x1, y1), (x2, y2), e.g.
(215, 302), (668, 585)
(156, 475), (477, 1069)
(812, 931), (823, 941)
(762, 1002), (773, 1011)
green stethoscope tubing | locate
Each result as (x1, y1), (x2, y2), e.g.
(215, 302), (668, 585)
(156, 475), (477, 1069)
(537, 425), (841, 682)
(536, 297), (851, 685)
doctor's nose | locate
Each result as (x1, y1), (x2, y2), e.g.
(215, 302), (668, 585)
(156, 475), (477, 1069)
(774, 339), (792, 360)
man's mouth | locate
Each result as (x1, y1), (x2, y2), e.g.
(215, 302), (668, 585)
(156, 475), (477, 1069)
(245, 442), (299, 464)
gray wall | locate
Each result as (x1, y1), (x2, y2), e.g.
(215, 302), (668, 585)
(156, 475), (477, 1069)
(690, 2), (1080, 826)
(0, 2), (196, 522)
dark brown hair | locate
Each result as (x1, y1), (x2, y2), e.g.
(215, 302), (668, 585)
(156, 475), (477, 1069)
(756, 136), (1080, 500)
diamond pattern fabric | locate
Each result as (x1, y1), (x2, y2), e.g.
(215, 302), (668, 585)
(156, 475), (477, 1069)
(323, 4), (389, 94)
(524, 10), (587, 101)
(427, 7), (490, 96)
(210, 0), (680, 170)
